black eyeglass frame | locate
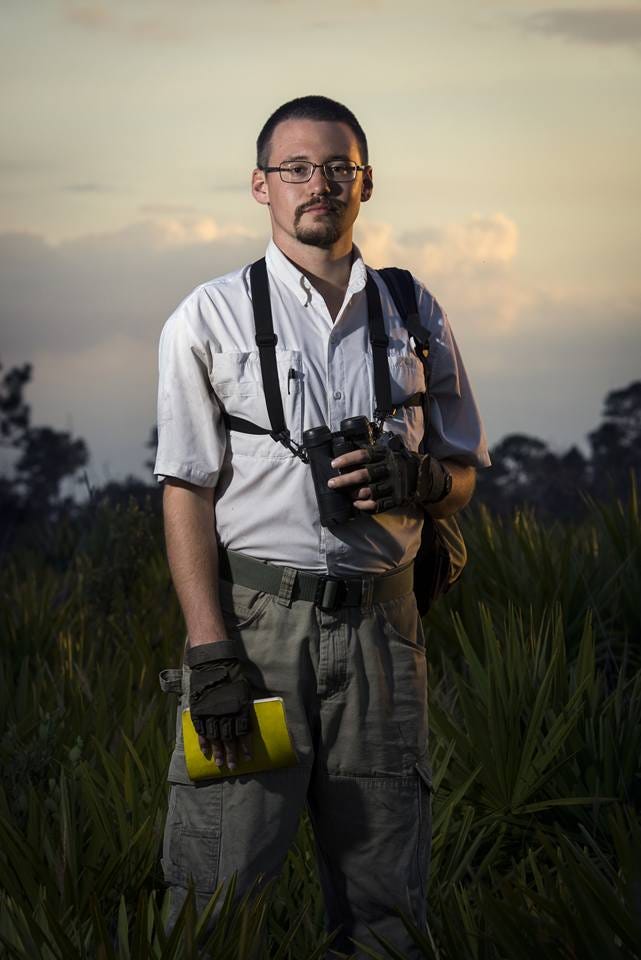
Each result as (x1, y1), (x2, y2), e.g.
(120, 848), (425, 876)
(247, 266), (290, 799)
(258, 160), (368, 183)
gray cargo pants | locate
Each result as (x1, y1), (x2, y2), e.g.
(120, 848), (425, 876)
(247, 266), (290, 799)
(161, 570), (432, 958)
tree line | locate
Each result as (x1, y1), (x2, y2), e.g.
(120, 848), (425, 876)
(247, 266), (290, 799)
(1, 359), (639, 543)
(476, 380), (641, 516)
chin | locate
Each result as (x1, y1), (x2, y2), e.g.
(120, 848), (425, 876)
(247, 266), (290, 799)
(294, 225), (342, 248)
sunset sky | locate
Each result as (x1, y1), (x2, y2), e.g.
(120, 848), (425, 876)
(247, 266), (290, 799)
(2, 0), (640, 485)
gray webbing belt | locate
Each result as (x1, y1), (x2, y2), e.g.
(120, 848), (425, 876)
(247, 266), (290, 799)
(219, 548), (414, 612)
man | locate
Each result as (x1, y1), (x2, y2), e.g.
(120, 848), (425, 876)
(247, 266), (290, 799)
(154, 95), (489, 957)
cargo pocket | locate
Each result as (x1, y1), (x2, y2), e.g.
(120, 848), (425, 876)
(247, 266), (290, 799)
(415, 762), (433, 898)
(159, 665), (193, 785)
(374, 595), (429, 766)
(161, 783), (222, 892)
(375, 593), (425, 652)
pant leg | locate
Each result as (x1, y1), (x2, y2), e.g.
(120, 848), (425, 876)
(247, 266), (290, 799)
(162, 768), (312, 930)
(161, 581), (319, 930)
(307, 591), (432, 959)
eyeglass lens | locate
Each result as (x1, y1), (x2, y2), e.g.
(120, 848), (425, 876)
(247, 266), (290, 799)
(280, 161), (357, 183)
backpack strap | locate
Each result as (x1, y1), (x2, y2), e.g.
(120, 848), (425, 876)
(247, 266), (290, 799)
(378, 271), (455, 614)
(377, 268), (429, 343)
(365, 270), (425, 421)
(377, 267), (432, 451)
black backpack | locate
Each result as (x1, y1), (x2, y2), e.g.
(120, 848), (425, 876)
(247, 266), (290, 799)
(225, 258), (467, 616)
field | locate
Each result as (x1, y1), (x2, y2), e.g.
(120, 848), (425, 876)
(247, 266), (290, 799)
(1, 489), (640, 959)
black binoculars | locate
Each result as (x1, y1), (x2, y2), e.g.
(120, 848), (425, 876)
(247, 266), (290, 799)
(303, 416), (376, 527)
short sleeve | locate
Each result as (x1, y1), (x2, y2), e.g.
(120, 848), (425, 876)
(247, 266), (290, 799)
(153, 296), (227, 487)
(416, 282), (491, 469)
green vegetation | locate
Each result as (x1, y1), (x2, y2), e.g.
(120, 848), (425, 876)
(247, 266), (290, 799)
(0, 488), (639, 958)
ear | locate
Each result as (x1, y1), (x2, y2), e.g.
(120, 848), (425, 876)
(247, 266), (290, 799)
(360, 165), (373, 203)
(252, 168), (270, 206)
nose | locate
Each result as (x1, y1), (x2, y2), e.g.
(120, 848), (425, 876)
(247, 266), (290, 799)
(308, 164), (340, 196)
(308, 164), (331, 188)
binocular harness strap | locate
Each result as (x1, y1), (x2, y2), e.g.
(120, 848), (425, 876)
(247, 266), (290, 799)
(365, 272), (393, 421)
(223, 259), (432, 456)
(224, 257), (308, 459)
(250, 257), (287, 438)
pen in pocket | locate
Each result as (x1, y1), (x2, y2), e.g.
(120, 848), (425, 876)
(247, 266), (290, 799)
(287, 368), (297, 395)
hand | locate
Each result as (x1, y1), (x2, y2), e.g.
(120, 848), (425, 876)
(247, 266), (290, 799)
(186, 642), (253, 771)
(327, 447), (379, 512)
(328, 439), (419, 512)
(328, 438), (450, 513)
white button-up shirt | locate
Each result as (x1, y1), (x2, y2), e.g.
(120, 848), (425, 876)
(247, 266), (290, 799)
(154, 240), (490, 575)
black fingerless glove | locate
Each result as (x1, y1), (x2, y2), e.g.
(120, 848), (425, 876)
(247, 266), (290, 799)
(186, 640), (252, 742)
(364, 434), (451, 512)
(415, 452), (452, 505)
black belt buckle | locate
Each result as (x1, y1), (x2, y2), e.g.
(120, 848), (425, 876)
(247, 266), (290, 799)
(317, 576), (347, 612)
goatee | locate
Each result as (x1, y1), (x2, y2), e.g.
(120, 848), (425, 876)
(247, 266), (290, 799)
(293, 200), (344, 249)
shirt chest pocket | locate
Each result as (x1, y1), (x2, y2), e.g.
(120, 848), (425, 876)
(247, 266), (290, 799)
(388, 352), (425, 404)
(211, 349), (304, 459)
(384, 351), (426, 453)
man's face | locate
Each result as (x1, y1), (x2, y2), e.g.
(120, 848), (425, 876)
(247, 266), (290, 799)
(252, 118), (373, 252)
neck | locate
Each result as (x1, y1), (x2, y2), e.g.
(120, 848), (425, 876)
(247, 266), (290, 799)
(272, 233), (355, 320)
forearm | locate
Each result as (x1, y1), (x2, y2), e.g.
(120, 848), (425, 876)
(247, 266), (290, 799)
(162, 479), (228, 649)
(424, 460), (476, 519)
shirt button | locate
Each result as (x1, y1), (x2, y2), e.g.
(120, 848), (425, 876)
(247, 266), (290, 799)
(333, 390), (342, 400)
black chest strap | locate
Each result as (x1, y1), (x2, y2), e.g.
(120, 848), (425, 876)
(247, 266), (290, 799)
(250, 257), (287, 437)
(223, 258), (305, 457)
(365, 271), (393, 420)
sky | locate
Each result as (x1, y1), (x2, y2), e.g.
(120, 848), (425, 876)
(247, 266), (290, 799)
(1, 0), (640, 486)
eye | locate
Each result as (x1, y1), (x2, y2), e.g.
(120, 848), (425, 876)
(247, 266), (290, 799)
(327, 161), (353, 177)
(283, 162), (310, 177)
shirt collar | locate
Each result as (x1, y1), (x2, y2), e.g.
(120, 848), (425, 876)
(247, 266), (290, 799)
(265, 238), (368, 306)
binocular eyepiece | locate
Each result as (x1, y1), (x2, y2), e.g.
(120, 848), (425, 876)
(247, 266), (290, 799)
(303, 416), (375, 526)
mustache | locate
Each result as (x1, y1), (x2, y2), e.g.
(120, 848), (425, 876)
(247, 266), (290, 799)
(295, 197), (344, 217)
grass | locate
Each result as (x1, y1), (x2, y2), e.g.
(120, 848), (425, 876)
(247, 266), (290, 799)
(0, 485), (639, 958)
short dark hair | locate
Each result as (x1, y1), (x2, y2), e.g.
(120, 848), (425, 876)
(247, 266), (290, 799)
(256, 95), (368, 168)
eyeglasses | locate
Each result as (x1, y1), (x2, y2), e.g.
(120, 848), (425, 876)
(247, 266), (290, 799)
(259, 160), (367, 183)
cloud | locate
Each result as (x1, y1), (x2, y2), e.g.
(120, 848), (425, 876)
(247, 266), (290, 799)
(139, 203), (198, 216)
(63, 3), (190, 43)
(1, 208), (528, 366)
(131, 214), (255, 247)
(356, 213), (529, 332)
(2, 212), (639, 480)
(209, 181), (252, 194)
(465, 293), (641, 454)
(359, 212), (519, 272)
(0, 213), (265, 480)
(1, 211), (525, 364)
(25, 333), (158, 485)
(521, 6), (641, 48)
(64, 182), (112, 194)
(64, 3), (113, 30)
(0, 216), (264, 357)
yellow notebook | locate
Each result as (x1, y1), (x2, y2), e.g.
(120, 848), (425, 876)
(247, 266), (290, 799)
(182, 697), (298, 781)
